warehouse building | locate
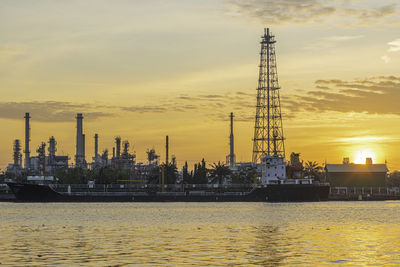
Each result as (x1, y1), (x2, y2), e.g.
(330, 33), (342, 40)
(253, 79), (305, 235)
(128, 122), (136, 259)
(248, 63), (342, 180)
(326, 158), (388, 187)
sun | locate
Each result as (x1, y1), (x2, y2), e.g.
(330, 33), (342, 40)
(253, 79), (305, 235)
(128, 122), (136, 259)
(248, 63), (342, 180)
(353, 150), (376, 164)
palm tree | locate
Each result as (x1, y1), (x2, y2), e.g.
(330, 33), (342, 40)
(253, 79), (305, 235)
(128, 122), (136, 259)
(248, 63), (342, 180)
(304, 161), (323, 180)
(209, 161), (231, 185)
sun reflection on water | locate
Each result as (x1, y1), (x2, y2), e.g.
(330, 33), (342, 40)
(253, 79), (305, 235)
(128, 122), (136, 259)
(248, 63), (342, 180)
(0, 202), (399, 265)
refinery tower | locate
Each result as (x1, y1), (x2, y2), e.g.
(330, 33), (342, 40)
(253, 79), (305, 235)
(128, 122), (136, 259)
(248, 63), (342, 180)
(252, 28), (285, 163)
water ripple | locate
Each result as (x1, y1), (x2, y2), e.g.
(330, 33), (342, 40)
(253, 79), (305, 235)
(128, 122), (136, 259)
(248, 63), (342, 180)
(0, 202), (399, 265)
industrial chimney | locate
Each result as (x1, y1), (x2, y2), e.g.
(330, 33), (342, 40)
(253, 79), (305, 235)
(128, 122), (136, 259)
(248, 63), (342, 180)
(229, 112), (235, 166)
(75, 113), (85, 167)
(24, 112), (30, 170)
(115, 137), (121, 158)
(48, 136), (57, 165)
(13, 139), (21, 167)
(166, 135), (169, 165)
(94, 134), (99, 158)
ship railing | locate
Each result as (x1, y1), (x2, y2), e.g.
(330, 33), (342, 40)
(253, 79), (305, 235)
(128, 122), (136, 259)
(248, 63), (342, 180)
(330, 186), (400, 197)
(50, 183), (256, 193)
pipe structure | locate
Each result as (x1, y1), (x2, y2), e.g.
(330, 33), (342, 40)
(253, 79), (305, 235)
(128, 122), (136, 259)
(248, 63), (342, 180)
(75, 113), (85, 167)
(83, 134), (85, 163)
(24, 112), (30, 170)
(115, 137), (121, 158)
(48, 136), (57, 165)
(229, 112), (235, 166)
(94, 134), (99, 158)
(166, 135), (169, 165)
(13, 139), (21, 166)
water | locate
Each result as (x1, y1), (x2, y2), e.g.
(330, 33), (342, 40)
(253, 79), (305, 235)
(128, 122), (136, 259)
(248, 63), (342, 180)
(0, 202), (399, 266)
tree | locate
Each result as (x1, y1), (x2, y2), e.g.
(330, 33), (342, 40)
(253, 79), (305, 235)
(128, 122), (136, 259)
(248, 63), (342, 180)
(182, 161), (192, 184)
(161, 162), (178, 184)
(56, 167), (87, 184)
(387, 171), (400, 186)
(304, 161), (323, 181)
(231, 165), (258, 184)
(209, 161), (231, 185)
(193, 159), (208, 184)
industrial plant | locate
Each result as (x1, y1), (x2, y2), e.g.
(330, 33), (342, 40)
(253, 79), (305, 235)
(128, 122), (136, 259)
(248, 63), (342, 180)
(2, 28), (398, 202)
(5, 111), (156, 183)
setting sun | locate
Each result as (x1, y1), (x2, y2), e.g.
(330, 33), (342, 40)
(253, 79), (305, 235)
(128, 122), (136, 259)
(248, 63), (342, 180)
(353, 150), (376, 164)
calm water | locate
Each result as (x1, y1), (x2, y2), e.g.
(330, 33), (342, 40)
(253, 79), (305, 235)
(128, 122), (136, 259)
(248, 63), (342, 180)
(0, 202), (399, 266)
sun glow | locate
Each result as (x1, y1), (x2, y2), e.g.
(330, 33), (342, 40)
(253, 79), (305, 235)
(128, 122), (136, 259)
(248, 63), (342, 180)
(353, 150), (376, 164)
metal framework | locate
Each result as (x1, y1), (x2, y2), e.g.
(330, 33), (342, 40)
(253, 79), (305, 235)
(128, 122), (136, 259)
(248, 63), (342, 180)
(252, 28), (285, 163)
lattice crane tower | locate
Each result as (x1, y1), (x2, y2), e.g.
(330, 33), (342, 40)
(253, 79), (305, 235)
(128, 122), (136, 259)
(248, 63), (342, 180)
(252, 28), (285, 163)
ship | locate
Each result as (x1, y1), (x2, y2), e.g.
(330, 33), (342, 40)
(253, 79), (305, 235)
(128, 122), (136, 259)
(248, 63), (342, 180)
(7, 155), (330, 202)
(7, 182), (329, 202)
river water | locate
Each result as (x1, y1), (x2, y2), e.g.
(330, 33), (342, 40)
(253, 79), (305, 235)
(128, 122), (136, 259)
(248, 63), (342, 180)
(0, 201), (399, 266)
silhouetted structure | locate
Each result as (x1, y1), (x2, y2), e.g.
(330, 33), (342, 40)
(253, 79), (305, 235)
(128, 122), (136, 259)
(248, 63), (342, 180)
(252, 28), (285, 163)
(227, 112), (235, 166)
(24, 112), (30, 170)
(326, 159), (388, 187)
(75, 113), (86, 167)
(166, 135), (169, 165)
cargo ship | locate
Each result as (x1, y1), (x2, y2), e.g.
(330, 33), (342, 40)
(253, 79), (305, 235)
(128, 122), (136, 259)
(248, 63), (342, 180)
(7, 155), (330, 202)
(7, 182), (329, 202)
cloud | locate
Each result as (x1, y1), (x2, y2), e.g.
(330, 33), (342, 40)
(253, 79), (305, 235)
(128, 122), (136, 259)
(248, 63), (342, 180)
(304, 35), (364, 50)
(120, 91), (257, 122)
(343, 3), (397, 20)
(381, 55), (391, 63)
(286, 76), (400, 115)
(388, 38), (400, 52)
(226, 0), (336, 24)
(225, 0), (398, 25)
(0, 101), (112, 122)
(121, 106), (167, 113)
(321, 35), (363, 42)
(381, 38), (400, 63)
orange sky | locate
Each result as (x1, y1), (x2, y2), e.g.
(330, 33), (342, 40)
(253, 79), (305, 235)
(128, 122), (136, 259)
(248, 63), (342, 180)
(1, 0), (400, 171)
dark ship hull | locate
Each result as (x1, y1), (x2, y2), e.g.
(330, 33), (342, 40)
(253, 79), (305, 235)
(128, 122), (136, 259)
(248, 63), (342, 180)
(7, 182), (330, 202)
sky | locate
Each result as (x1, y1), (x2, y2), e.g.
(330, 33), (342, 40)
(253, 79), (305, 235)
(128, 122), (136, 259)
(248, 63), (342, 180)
(0, 0), (400, 171)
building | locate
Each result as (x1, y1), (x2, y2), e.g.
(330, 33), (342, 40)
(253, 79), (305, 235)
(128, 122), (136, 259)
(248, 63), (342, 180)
(326, 158), (388, 187)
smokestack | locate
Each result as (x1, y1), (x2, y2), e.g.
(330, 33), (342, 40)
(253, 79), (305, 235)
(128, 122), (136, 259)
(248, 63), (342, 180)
(166, 135), (169, 165)
(48, 136), (56, 164)
(13, 139), (21, 166)
(83, 134), (85, 162)
(75, 113), (85, 167)
(115, 137), (121, 158)
(113, 147), (115, 158)
(94, 134), (98, 158)
(229, 112), (235, 166)
(24, 112), (30, 170)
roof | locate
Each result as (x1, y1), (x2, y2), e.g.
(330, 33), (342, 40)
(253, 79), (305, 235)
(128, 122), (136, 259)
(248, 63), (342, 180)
(326, 164), (388, 173)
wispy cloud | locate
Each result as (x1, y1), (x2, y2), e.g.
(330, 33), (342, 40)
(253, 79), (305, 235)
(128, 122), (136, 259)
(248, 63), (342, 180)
(0, 101), (113, 122)
(225, 0), (398, 26)
(334, 136), (396, 143)
(304, 35), (364, 50)
(121, 106), (167, 113)
(388, 38), (400, 52)
(285, 76), (400, 115)
(381, 55), (391, 63)
(321, 35), (364, 42)
(381, 38), (400, 62)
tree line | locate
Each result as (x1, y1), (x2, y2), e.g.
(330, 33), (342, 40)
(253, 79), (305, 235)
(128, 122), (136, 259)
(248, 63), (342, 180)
(50, 159), (257, 185)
